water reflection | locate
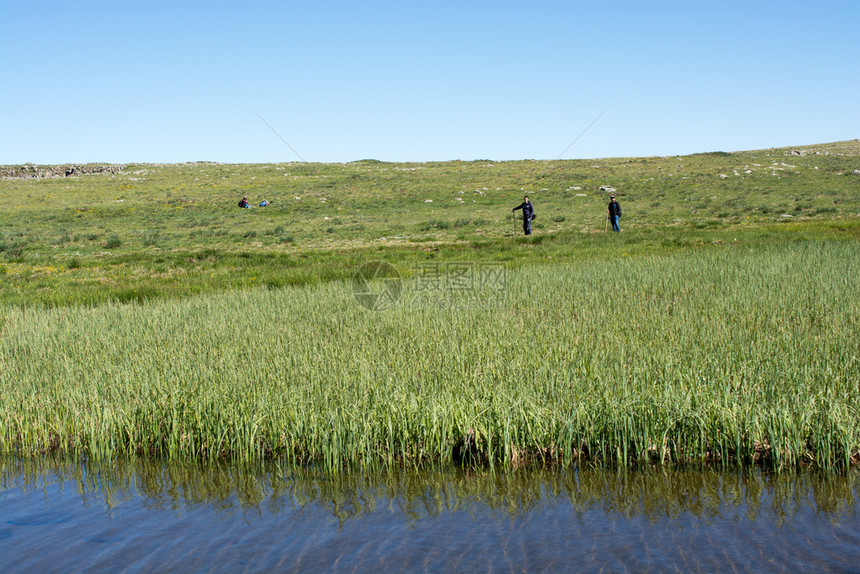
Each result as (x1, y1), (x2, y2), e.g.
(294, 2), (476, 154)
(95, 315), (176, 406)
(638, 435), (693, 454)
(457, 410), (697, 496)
(3, 457), (860, 572)
(3, 456), (857, 526)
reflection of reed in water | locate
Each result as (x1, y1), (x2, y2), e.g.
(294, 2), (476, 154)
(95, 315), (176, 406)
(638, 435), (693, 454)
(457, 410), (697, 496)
(2, 457), (857, 525)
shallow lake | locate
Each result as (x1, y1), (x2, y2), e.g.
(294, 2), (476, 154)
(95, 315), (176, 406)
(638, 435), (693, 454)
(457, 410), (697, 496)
(1, 457), (858, 572)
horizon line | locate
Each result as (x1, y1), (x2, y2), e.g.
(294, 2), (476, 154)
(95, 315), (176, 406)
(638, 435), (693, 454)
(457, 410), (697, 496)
(2, 139), (857, 167)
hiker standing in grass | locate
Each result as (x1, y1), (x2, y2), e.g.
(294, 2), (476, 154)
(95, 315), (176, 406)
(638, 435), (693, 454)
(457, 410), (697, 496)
(608, 195), (621, 232)
(512, 196), (535, 236)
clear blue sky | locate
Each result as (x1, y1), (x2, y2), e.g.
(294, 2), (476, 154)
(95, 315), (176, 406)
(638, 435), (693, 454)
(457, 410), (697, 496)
(2, 1), (857, 164)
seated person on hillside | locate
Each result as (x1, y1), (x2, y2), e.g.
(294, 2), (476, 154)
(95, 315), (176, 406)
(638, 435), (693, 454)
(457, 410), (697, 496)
(259, 199), (269, 207)
(238, 196), (251, 208)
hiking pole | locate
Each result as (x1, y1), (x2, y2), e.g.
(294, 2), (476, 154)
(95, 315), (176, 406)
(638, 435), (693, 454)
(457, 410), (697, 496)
(604, 213), (608, 233)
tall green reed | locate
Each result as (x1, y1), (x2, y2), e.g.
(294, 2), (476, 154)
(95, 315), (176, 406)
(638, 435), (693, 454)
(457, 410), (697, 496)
(1, 240), (857, 471)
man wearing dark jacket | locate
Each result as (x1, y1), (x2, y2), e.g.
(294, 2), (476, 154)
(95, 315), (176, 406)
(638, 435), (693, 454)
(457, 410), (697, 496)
(608, 195), (621, 232)
(512, 196), (535, 236)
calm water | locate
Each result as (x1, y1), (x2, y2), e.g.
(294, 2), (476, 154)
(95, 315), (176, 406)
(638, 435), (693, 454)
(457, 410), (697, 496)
(1, 457), (859, 572)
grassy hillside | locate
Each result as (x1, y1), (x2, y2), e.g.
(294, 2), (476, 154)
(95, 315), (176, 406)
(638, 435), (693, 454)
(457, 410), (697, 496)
(1, 142), (858, 470)
(1, 140), (858, 306)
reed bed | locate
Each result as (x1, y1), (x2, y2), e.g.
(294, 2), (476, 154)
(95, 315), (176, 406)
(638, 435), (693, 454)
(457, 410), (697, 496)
(1, 240), (858, 470)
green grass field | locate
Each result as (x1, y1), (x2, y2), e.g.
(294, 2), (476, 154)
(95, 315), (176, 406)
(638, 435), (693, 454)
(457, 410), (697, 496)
(1, 141), (858, 470)
(1, 140), (858, 306)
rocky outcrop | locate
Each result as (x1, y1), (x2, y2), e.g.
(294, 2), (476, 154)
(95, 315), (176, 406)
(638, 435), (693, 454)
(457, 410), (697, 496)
(1, 164), (126, 179)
